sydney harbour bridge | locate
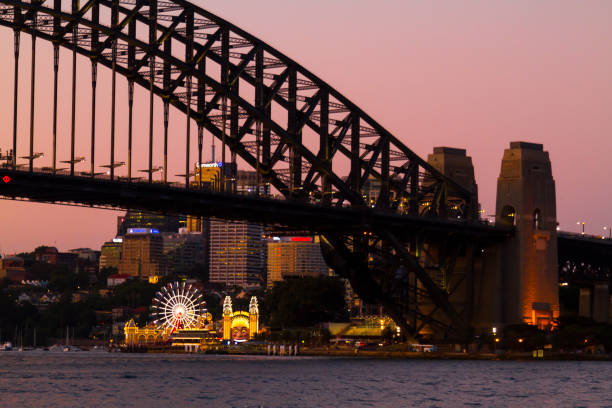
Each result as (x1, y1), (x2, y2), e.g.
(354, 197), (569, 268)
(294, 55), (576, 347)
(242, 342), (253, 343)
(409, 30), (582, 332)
(0, 0), (610, 341)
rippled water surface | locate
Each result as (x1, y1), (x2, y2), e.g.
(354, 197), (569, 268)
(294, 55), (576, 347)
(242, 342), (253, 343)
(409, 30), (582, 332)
(0, 352), (611, 407)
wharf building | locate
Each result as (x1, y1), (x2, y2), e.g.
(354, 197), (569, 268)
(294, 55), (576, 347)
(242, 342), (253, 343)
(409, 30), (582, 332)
(267, 236), (328, 288)
(123, 295), (261, 350)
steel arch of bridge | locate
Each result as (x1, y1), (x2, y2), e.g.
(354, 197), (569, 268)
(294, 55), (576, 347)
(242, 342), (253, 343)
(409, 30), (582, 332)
(0, 0), (480, 339)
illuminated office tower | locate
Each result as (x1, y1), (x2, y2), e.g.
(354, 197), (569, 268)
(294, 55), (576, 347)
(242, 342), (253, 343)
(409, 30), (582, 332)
(187, 161), (235, 233)
(118, 229), (167, 279)
(267, 236), (329, 288)
(99, 238), (123, 269)
(209, 219), (264, 288)
(192, 161), (235, 191)
(117, 210), (183, 237)
(236, 170), (270, 196)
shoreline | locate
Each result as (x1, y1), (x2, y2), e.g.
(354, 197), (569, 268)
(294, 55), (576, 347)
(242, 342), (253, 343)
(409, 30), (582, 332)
(297, 348), (612, 361)
(4, 347), (611, 361)
(118, 345), (612, 361)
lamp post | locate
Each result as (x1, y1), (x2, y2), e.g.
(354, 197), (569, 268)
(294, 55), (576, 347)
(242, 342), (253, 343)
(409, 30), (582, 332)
(577, 221), (585, 236)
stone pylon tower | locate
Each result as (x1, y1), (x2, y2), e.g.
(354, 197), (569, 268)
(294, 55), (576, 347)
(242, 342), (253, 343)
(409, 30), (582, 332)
(427, 147), (478, 201)
(496, 142), (559, 327)
(222, 296), (232, 340)
(422, 147), (479, 335)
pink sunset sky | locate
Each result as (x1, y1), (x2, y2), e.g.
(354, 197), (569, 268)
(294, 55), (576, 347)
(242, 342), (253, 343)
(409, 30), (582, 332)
(0, 0), (611, 254)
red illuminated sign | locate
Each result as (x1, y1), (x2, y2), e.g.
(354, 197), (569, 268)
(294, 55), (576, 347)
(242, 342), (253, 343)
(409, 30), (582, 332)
(290, 237), (312, 242)
(2, 176), (10, 184)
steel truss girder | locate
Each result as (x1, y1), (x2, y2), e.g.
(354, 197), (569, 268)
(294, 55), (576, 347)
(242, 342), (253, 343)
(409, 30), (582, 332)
(320, 228), (474, 340)
(558, 235), (612, 285)
(0, 0), (473, 214)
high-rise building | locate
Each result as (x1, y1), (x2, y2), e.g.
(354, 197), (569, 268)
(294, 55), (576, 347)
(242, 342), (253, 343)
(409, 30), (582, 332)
(0, 256), (27, 282)
(236, 170), (270, 196)
(209, 219), (264, 287)
(361, 176), (383, 206)
(117, 210), (184, 237)
(187, 162), (235, 233)
(99, 239), (123, 270)
(186, 216), (206, 234)
(192, 161), (236, 191)
(69, 248), (99, 263)
(267, 236), (329, 288)
(34, 246), (59, 263)
(185, 163), (267, 287)
(118, 229), (167, 279)
(162, 230), (206, 274)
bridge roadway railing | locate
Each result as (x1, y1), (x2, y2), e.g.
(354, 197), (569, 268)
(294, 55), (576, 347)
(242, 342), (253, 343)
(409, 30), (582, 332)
(558, 231), (612, 285)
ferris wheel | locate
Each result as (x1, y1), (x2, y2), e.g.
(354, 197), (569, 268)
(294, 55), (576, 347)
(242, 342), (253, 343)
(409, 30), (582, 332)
(151, 282), (205, 332)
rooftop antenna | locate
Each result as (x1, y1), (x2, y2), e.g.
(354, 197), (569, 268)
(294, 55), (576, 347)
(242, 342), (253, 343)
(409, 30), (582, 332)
(211, 132), (215, 162)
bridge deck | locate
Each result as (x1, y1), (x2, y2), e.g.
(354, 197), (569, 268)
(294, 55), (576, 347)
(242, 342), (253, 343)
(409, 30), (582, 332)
(0, 168), (510, 240)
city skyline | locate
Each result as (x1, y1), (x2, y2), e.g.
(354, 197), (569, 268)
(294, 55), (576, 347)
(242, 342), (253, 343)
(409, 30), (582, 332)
(1, 0), (612, 253)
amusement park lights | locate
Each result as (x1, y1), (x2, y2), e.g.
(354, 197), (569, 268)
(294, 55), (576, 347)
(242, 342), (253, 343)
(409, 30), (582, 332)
(151, 282), (205, 333)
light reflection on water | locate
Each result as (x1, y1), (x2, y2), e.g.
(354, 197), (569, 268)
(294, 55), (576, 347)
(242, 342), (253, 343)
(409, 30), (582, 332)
(0, 352), (610, 407)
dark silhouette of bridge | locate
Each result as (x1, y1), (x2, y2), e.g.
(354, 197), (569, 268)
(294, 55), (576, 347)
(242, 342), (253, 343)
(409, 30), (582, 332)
(0, 0), (610, 340)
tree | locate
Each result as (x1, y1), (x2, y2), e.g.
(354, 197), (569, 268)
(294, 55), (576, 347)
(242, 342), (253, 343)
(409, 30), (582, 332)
(185, 263), (209, 282)
(264, 276), (347, 329)
(382, 326), (395, 342)
(204, 293), (222, 320)
(552, 316), (606, 351)
(48, 266), (79, 293)
(97, 267), (117, 288)
(111, 279), (159, 308)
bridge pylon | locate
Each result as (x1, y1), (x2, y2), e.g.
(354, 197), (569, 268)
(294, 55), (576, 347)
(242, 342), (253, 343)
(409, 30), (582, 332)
(495, 142), (559, 328)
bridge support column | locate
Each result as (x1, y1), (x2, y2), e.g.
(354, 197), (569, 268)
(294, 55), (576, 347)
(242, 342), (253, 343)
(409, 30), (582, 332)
(496, 142), (559, 328)
(592, 283), (610, 323)
(579, 288), (592, 318)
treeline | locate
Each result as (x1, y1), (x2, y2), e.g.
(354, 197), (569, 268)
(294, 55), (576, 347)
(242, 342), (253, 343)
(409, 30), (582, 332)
(479, 317), (612, 352)
(0, 275), (348, 345)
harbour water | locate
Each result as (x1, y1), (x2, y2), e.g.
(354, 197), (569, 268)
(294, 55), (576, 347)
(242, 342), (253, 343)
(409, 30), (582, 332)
(0, 352), (611, 407)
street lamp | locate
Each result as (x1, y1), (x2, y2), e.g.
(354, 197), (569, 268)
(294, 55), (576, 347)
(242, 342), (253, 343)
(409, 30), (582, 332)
(577, 221), (585, 236)
(604, 227), (611, 239)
